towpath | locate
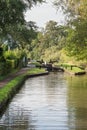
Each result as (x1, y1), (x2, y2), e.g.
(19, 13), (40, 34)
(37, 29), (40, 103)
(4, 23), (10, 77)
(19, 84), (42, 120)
(0, 68), (29, 88)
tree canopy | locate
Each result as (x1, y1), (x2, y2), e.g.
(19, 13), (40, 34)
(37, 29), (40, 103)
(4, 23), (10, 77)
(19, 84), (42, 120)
(54, 0), (87, 60)
(0, 0), (44, 32)
(30, 20), (68, 61)
(0, 0), (44, 50)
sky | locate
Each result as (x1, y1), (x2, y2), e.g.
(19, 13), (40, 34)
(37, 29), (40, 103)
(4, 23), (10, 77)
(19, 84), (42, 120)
(25, 0), (65, 28)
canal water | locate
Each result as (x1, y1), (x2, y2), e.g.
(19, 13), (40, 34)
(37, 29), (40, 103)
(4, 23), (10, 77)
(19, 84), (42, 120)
(0, 72), (87, 130)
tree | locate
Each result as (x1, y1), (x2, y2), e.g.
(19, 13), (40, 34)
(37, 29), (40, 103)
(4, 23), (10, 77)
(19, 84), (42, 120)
(44, 20), (67, 49)
(30, 20), (68, 61)
(0, 0), (44, 54)
(44, 21), (59, 47)
(0, 0), (44, 39)
(54, 0), (87, 60)
(2, 21), (38, 50)
(0, 0), (44, 29)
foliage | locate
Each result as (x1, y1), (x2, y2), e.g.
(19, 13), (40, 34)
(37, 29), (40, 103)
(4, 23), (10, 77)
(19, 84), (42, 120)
(0, 62), (6, 76)
(41, 46), (60, 62)
(30, 20), (67, 61)
(65, 22), (87, 60)
(0, 0), (44, 34)
(0, 0), (44, 53)
(0, 69), (19, 81)
(54, 0), (87, 19)
(60, 63), (85, 73)
(6, 59), (16, 69)
(0, 58), (16, 76)
(29, 61), (41, 67)
(4, 50), (17, 60)
(0, 47), (3, 56)
(0, 48), (28, 76)
(54, 0), (87, 60)
(7, 21), (38, 50)
(4, 49), (27, 60)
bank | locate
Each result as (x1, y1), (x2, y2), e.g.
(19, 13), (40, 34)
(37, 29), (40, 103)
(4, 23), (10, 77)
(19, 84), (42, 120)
(63, 65), (86, 75)
(0, 68), (49, 113)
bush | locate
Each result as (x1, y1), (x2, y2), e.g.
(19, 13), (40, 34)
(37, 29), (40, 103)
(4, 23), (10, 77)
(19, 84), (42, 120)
(6, 59), (15, 71)
(0, 62), (6, 76)
(4, 51), (16, 60)
(4, 50), (27, 68)
(0, 59), (16, 76)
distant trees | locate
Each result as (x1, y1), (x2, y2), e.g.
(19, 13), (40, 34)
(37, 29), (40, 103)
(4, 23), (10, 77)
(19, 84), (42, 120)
(1, 0), (87, 65)
(54, 0), (87, 60)
(30, 20), (68, 61)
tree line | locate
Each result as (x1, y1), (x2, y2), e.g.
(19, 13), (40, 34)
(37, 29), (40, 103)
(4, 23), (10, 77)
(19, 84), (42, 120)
(0, 0), (87, 72)
(30, 0), (87, 66)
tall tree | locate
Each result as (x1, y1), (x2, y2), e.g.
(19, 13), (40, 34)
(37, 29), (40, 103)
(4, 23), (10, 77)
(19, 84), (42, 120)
(44, 20), (67, 48)
(30, 20), (68, 60)
(0, 0), (44, 53)
(54, 0), (87, 60)
(0, 0), (44, 37)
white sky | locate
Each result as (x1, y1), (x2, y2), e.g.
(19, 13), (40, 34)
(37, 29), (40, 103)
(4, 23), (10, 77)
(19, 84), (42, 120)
(25, 0), (65, 28)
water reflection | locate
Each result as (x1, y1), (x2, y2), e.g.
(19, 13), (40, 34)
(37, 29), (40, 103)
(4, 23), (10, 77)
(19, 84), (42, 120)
(67, 74), (87, 130)
(0, 73), (87, 130)
(0, 102), (35, 130)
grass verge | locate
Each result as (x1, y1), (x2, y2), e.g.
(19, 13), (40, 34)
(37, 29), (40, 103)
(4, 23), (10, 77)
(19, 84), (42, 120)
(0, 68), (46, 103)
(60, 63), (86, 74)
(0, 75), (24, 103)
(27, 68), (46, 75)
(66, 67), (85, 73)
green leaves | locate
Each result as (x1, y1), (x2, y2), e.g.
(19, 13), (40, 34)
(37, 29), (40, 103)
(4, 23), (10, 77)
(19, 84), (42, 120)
(30, 20), (68, 61)
(54, 0), (87, 60)
(0, 0), (25, 29)
(0, 0), (44, 52)
(0, 0), (44, 29)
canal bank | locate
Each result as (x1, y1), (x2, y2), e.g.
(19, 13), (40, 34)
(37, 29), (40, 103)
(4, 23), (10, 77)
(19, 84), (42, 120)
(0, 68), (49, 113)
(1, 72), (87, 129)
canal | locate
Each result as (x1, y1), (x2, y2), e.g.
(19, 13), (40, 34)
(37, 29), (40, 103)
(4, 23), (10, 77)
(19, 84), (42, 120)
(0, 72), (87, 130)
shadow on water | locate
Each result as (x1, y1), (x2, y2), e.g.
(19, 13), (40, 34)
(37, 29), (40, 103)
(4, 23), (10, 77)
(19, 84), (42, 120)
(66, 74), (87, 130)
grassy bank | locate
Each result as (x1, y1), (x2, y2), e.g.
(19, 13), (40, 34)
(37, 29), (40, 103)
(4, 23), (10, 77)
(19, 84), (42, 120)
(60, 63), (86, 75)
(27, 68), (46, 75)
(54, 63), (86, 75)
(0, 75), (24, 103)
(0, 68), (47, 105)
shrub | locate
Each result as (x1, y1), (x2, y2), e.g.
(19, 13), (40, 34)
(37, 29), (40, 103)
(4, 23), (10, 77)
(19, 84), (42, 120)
(0, 62), (6, 76)
(6, 59), (15, 71)
(4, 50), (17, 60)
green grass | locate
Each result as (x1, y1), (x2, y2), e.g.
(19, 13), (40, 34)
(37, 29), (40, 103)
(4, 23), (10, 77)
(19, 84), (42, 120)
(0, 68), (46, 103)
(60, 63), (85, 73)
(0, 75), (24, 102)
(54, 63), (85, 73)
(67, 67), (85, 73)
(27, 68), (46, 75)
